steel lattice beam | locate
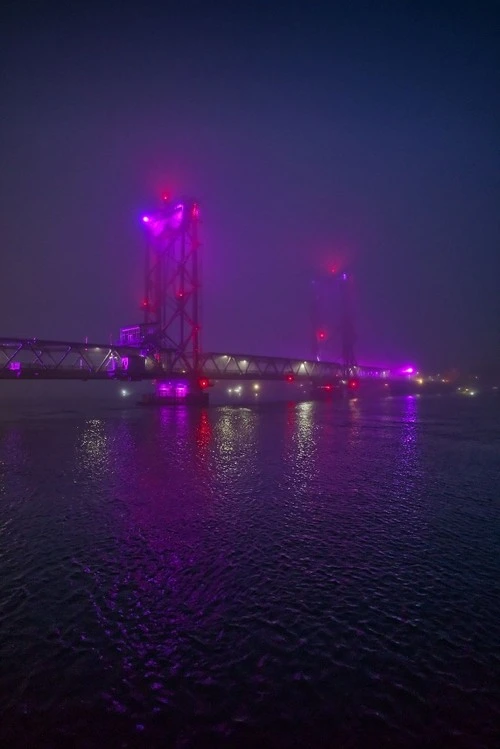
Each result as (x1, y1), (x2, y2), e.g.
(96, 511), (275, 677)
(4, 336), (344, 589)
(0, 338), (162, 380)
(141, 198), (201, 372)
(0, 338), (385, 381)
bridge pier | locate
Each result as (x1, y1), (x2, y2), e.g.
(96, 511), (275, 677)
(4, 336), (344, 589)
(140, 378), (210, 406)
(308, 382), (341, 400)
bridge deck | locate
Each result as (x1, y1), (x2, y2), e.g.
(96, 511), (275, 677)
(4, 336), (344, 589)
(0, 338), (385, 381)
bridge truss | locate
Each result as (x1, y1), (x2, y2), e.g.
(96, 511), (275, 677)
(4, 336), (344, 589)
(0, 338), (384, 382)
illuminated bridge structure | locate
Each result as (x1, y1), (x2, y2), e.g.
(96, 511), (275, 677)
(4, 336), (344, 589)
(0, 194), (390, 403)
(0, 339), (385, 382)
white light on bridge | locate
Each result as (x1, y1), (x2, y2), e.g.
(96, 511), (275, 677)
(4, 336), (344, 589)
(253, 383), (260, 390)
(120, 389), (129, 397)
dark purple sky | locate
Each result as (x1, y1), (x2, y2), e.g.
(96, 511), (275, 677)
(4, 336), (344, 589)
(1, 1), (498, 372)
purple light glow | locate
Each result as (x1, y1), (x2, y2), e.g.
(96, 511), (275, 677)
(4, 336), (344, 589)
(401, 367), (414, 374)
(158, 382), (173, 397)
(142, 216), (150, 223)
(157, 380), (190, 399)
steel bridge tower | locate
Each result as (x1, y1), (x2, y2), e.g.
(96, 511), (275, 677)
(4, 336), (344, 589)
(311, 269), (358, 382)
(339, 272), (357, 379)
(140, 196), (201, 372)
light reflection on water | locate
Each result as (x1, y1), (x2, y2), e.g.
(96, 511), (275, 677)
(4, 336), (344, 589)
(0, 396), (499, 748)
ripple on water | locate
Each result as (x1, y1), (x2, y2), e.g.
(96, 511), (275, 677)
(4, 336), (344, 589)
(0, 397), (499, 747)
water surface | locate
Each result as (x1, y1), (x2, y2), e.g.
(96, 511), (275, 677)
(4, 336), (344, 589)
(1, 395), (499, 747)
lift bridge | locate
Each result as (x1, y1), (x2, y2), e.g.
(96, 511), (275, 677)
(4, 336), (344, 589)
(0, 195), (386, 404)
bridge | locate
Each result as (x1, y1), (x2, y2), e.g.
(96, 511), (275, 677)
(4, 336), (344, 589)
(0, 195), (390, 404)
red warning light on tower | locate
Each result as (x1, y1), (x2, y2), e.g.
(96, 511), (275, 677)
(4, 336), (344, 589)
(317, 330), (327, 341)
(161, 192), (170, 202)
(285, 374), (294, 383)
(347, 377), (359, 390)
(198, 377), (210, 390)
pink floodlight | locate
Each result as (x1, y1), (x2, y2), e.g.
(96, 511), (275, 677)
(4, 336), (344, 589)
(142, 215), (150, 223)
(402, 367), (414, 374)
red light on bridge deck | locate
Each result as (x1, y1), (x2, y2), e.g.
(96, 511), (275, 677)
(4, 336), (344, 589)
(324, 384), (333, 391)
(198, 378), (210, 390)
(285, 374), (294, 383)
(347, 378), (359, 390)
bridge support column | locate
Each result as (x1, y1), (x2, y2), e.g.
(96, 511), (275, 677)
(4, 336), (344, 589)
(140, 378), (209, 406)
(308, 381), (342, 400)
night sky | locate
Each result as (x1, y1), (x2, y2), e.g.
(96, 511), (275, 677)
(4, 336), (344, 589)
(1, 1), (499, 372)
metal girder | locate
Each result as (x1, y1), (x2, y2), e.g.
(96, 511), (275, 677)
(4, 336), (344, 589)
(197, 352), (343, 380)
(0, 338), (384, 381)
(0, 338), (161, 380)
(197, 353), (383, 380)
(142, 198), (201, 372)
